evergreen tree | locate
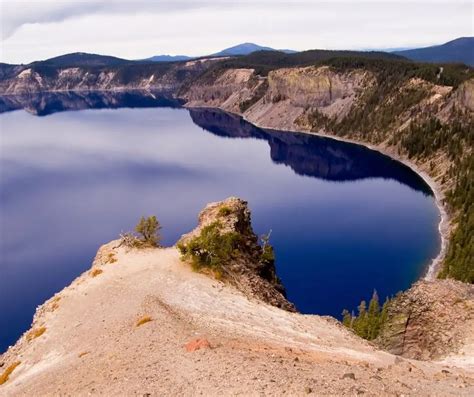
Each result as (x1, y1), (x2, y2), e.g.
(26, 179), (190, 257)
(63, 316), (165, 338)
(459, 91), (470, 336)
(135, 215), (162, 247)
(367, 290), (380, 340)
(342, 309), (352, 328)
(353, 300), (368, 339)
(380, 297), (390, 327)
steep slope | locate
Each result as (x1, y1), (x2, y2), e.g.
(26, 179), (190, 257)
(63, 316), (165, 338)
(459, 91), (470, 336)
(394, 37), (474, 66)
(377, 280), (474, 361)
(1, 198), (473, 396)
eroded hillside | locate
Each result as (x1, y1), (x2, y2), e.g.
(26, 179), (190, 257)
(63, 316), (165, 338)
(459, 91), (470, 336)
(1, 198), (473, 396)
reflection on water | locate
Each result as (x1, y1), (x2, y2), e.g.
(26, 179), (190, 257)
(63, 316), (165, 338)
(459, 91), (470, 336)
(0, 90), (181, 116)
(189, 108), (432, 194)
(0, 91), (440, 353)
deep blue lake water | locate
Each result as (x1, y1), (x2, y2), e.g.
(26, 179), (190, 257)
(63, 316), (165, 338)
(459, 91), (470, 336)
(0, 92), (440, 352)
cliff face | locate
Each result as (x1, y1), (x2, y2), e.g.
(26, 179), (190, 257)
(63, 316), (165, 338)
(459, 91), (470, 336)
(184, 66), (374, 131)
(377, 280), (474, 361)
(0, 59), (215, 94)
(177, 197), (295, 312)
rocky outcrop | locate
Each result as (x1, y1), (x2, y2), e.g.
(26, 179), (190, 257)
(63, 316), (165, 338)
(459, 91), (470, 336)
(183, 66), (373, 131)
(247, 66), (372, 128)
(178, 197), (295, 312)
(443, 77), (474, 113)
(0, 59), (216, 94)
(377, 280), (474, 360)
(184, 68), (259, 113)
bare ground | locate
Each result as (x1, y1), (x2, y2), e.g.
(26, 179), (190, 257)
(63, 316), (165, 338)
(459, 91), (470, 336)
(1, 243), (473, 396)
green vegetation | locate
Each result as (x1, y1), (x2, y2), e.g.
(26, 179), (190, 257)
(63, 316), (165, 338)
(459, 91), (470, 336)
(324, 57), (473, 88)
(119, 215), (163, 248)
(177, 221), (242, 272)
(399, 115), (473, 282)
(217, 206), (232, 217)
(135, 215), (162, 247)
(342, 291), (390, 340)
(315, 60), (472, 144)
(205, 50), (405, 76)
(300, 58), (473, 283)
(259, 231), (275, 266)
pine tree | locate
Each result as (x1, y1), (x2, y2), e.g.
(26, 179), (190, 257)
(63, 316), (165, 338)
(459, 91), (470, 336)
(380, 297), (390, 327)
(353, 300), (368, 339)
(342, 309), (352, 328)
(135, 215), (162, 247)
(367, 290), (380, 340)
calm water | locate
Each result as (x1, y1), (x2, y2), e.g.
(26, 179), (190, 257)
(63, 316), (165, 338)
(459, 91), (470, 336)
(0, 91), (440, 352)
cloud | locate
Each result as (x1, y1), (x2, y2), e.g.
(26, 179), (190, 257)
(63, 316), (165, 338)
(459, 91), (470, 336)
(1, 0), (215, 39)
(1, 1), (472, 64)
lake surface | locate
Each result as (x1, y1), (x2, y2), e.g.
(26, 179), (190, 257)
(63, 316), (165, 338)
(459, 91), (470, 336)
(0, 91), (440, 353)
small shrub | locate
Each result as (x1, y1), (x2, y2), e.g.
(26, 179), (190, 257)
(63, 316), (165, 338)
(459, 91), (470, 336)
(119, 232), (142, 248)
(90, 268), (103, 277)
(105, 252), (117, 264)
(178, 221), (242, 272)
(260, 231), (275, 265)
(50, 296), (61, 311)
(0, 361), (21, 385)
(136, 315), (152, 327)
(213, 268), (224, 280)
(78, 351), (90, 358)
(218, 206), (232, 217)
(26, 326), (46, 342)
(135, 216), (162, 247)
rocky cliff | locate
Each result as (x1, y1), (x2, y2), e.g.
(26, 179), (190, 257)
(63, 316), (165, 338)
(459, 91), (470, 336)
(177, 197), (295, 311)
(377, 280), (474, 360)
(0, 59), (216, 94)
(184, 66), (375, 131)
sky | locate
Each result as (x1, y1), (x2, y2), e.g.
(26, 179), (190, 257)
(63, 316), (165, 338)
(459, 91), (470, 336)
(0, 0), (473, 64)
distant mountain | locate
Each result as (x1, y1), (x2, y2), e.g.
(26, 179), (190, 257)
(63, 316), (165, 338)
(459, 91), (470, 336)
(212, 43), (296, 57)
(393, 37), (474, 66)
(35, 52), (134, 67)
(146, 43), (297, 63)
(146, 55), (193, 63)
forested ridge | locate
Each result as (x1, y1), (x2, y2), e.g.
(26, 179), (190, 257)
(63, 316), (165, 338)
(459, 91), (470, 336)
(290, 57), (472, 284)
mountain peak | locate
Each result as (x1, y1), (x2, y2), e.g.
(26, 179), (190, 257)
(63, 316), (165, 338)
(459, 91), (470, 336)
(393, 36), (474, 66)
(212, 43), (295, 57)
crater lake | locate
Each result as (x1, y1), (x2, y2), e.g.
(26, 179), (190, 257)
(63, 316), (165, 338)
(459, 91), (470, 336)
(0, 91), (441, 352)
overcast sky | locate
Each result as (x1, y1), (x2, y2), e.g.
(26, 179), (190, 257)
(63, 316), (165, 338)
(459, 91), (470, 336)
(0, 0), (472, 64)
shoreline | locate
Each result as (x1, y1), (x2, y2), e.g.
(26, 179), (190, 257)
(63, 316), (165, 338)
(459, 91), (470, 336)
(0, 86), (450, 279)
(185, 103), (451, 280)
